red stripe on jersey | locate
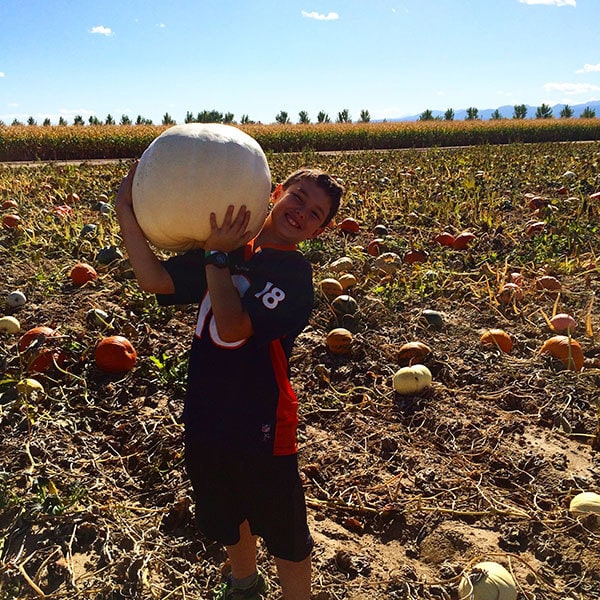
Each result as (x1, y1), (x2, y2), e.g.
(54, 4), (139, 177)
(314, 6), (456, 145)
(244, 238), (297, 261)
(269, 338), (299, 456)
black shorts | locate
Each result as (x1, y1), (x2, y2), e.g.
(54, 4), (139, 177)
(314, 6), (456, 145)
(184, 438), (313, 562)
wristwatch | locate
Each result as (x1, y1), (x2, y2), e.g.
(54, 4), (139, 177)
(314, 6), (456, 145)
(204, 250), (229, 269)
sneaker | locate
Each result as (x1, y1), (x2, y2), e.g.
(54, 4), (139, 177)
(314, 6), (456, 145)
(212, 571), (269, 600)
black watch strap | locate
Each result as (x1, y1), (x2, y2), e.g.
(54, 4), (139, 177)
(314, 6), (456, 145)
(204, 250), (229, 269)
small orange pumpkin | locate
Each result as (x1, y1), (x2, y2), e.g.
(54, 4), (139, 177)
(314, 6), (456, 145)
(536, 275), (561, 293)
(95, 335), (137, 373)
(526, 220), (546, 236)
(549, 313), (577, 334)
(338, 217), (360, 234)
(367, 238), (386, 256)
(319, 278), (343, 299)
(326, 328), (353, 355)
(2, 214), (21, 229)
(434, 232), (455, 247)
(1, 199), (18, 210)
(539, 335), (584, 371)
(510, 272), (524, 287)
(497, 283), (523, 305)
(403, 249), (429, 264)
(19, 326), (56, 353)
(452, 231), (476, 250)
(397, 341), (431, 366)
(70, 262), (98, 286)
(480, 329), (513, 353)
(27, 348), (68, 374)
(338, 273), (357, 291)
(528, 195), (548, 210)
(18, 326), (65, 373)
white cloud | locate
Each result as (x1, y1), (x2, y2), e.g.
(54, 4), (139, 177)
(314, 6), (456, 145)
(576, 63), (600, 74)
(89, 25), (113, 36)
(0, 72), (5, 78)
(544, 82), (600, 94)
(518, 0), (575, 6)
(301, 11), (339, 21)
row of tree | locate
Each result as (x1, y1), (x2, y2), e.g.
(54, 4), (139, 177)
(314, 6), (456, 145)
(418, 103), (597, 121)
(2, 104), (597, 128)
(1, 108), (367, 127)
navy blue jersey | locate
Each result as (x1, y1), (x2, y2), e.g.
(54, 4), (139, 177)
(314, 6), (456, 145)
(156, 241), (314, 456)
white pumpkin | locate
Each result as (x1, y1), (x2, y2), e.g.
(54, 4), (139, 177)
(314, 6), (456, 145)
(458, 561), (517, 600)
(569, 491), (600, 516)
(6, 290), (27, 308)
(132, 123), (271, 252)
(16, 378), (45, 399)
(0, 315), (21, 334)
(392, 364), (432, 395)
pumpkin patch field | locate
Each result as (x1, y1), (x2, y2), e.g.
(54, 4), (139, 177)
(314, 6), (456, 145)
(1, 141), (600, 599)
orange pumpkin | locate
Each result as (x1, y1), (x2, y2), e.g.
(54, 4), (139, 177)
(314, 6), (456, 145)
(510, 272), (524, 287)
(338, 217), (360, 234)
(2, 214), (21, 229)
(95, 335), (137, 373)
(528, 195), (548, 210)
(338, 273), (357, 291)
(1, 199), (18, 210)
(403, 249), (429, 264)
(70, 262), (98, 286)
(526, 220), (546, 236)
(497, 283), (523, 305)
(18, 326), (65, 373)
(397, 341), (431, 366)
(326, 328), (353, 355)
(27, 348), (67, 374)
(539, 335), (584, 371)
(434, 232), (455, 247)
(320, 278), (343, 299)
(536, 275), (561, 293)
(480, 329), (513, 353)
(452, 231), (476, 250)
(549, 313), (577, 334)
(367, 238), (386, 256)
(19, 326), (56, 353)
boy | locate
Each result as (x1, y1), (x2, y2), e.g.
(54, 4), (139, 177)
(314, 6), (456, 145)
(115, 163), (343, 600)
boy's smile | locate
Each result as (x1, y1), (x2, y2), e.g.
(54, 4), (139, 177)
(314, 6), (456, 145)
(265, 180), (331, 245)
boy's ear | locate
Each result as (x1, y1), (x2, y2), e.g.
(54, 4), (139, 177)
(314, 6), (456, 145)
(271, 183), (283, 202)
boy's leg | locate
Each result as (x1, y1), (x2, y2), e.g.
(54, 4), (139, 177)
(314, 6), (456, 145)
(274, 555), (311, 600)
(226, 520), (259, 580)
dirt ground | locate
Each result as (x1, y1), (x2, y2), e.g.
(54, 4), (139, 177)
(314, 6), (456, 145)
(1, 155), (600, 599)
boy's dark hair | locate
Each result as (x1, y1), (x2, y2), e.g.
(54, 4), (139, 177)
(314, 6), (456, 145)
(281, 168), (344, 227)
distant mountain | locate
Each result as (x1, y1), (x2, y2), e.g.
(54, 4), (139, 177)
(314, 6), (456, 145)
(392, 100), (600, 122)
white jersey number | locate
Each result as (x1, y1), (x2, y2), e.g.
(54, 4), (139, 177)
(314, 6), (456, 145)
(255, 281), (285, 309)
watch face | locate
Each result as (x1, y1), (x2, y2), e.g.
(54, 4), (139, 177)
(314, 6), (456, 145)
(206, 251), (228, 268)
(214, 253), (228, 267)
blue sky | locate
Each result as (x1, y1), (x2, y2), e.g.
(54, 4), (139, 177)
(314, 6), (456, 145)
(1, 0), (599, 125)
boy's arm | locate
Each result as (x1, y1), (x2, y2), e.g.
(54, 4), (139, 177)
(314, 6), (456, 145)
(115, 163), (175, 295)
(204, 205), (255, 343)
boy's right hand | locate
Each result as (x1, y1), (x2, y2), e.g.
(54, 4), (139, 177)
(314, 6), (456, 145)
(204, 204), (254, 253)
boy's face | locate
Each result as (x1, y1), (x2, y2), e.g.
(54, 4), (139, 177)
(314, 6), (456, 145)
(268, 179), (332, 245)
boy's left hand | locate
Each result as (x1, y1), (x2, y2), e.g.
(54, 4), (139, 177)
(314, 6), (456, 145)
(204, 205), (254, 252)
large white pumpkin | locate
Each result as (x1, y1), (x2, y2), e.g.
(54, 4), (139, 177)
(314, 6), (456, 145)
(132, 123), (271, 251)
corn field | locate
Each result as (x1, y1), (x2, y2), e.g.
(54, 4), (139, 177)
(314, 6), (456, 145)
(1, 119), (600, 162)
